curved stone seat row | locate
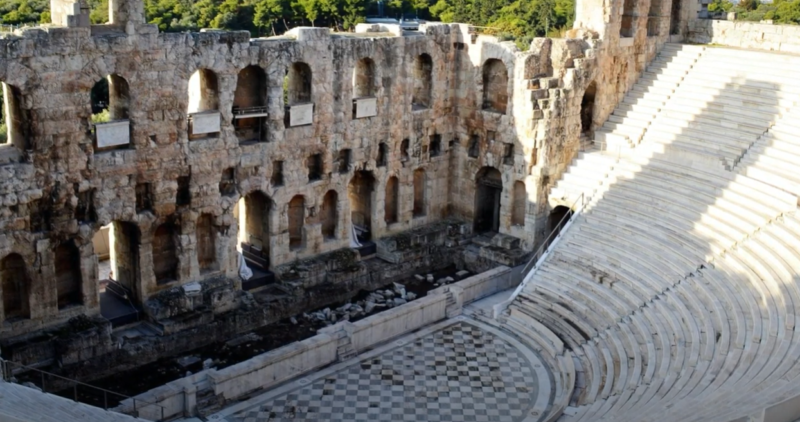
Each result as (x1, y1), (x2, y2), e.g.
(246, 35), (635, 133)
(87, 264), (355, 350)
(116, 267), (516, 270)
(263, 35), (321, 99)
(508, 44), (800, 422)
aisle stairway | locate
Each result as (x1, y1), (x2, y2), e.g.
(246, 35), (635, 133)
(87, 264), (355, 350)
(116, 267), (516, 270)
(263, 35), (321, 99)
(501, 44), (800, 422)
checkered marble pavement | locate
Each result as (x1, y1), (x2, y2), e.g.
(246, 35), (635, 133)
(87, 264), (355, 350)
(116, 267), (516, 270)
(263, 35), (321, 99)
(225, 322), (538, 422)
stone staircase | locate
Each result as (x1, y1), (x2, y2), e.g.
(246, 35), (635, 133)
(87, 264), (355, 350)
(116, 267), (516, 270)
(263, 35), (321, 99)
(501, 44), (800, 422)
(595, 43), (705, 149)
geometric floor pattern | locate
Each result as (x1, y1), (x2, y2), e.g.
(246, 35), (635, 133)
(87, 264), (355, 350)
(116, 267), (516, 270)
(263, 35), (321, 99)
(226, 322), (539, 422)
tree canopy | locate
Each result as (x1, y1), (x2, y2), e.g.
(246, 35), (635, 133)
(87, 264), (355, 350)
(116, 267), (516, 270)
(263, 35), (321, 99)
(0, 0), (577, 46)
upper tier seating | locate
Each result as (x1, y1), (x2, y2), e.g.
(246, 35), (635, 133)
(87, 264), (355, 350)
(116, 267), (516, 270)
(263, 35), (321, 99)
(501, 44), (800, 422)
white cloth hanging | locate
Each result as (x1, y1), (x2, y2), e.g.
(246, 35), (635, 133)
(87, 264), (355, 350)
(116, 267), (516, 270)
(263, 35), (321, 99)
(350, 222), (363, 248)
(238, 252), (253, 280)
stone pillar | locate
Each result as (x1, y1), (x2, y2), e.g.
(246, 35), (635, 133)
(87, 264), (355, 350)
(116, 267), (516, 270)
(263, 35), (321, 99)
(49, 0), (89, 27)
(109, 0), (145, 29)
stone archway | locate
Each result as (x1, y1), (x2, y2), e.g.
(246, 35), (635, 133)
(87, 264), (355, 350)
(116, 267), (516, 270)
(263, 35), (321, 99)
(474, 167), (503, 233)
(348, 170), (375, 243)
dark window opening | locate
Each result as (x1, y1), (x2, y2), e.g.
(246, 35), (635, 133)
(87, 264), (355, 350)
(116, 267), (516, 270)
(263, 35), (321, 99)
(271, 161), (284, 186)
(307, 154), (323, 182)
(503, 143), (514, 165)
(176, 176), (191, 206)
(135, 183), (154, 213)
(468, 135), (480, 158)
(377, 143), (388, 167)
(400, 139), (410, 162)
(75, 187), (96, 223)
(430, 134), (442, 157)
(338, 149), (352, 174)
(219, 168), (236, 197)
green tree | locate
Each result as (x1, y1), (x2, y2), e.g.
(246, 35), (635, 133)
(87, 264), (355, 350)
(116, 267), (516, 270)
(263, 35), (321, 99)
(254, 0), (285, 34)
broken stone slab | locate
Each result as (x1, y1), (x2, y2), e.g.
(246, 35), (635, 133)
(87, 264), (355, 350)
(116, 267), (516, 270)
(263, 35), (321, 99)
(225, 332), (262, 348)
(426, 274), (434, 283)
(290, 316), (298, 325)
(456, 270), (470, 278)
(415, 274), (425, 281)
(393, 298), (407, 306)
(407, 292), (417, 300)
(182, 282), (202, 296)
(203, 359), (214, 369)
(177, 355), (201, 368)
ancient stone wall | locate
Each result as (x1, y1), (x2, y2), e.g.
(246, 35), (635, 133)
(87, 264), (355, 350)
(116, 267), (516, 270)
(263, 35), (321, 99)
(0, 0), (683, 339)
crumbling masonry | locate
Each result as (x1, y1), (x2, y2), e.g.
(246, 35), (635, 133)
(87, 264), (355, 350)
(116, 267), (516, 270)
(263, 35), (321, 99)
(0, 0), (695, 372)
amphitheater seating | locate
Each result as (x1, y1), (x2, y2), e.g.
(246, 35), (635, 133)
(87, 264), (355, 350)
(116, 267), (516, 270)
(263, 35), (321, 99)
(0, 382), (138, 422)
(502, 43), (800, 422)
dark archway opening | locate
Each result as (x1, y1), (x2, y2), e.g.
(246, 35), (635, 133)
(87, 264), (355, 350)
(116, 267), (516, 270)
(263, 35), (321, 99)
(322, 190), (338, 240)
(385, 176), (399, 225)
(548, 205), (574, 241)
(288, 196), (306, 251)
(236, 191), (275, 289)
(238, 191), (271, 269)
(581, 81), (597, 139)
(100, 222), (142, 327)
(1, 253), (29, 321)
(670, 0), (682, 35)
(55, 242), (83, 309)
(474, 167), (503, 233)
(349, 171), (375, 244)
(153, 222), (179, 285)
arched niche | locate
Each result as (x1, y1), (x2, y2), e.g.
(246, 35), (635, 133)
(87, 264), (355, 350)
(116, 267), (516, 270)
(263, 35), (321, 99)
(233, 65), (268, 142)
(412, 54), (433, 110)
(474, 166), (503, 233)
(482, 59), (508, 114)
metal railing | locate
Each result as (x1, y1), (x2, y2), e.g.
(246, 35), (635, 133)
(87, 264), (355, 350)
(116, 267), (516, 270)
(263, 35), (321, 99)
(499, 139), (626, 313)
(1, 359), (171, 421)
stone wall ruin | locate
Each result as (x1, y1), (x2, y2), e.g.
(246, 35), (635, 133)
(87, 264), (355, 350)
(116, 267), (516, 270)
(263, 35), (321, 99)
(0, 0), (687, 371)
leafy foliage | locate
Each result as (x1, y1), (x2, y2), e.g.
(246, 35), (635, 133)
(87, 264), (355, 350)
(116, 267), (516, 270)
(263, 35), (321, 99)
(0, 0), (575, 44)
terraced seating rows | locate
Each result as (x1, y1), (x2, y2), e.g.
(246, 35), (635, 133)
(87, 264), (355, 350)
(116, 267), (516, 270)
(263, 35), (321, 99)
(502, 43), (800, 422)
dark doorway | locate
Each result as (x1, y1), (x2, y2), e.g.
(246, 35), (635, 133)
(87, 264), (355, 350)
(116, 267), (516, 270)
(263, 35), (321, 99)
(670, 0), (682, 35)
(474, 167), (503, 233)
(349, 171), (375, 243)
(581, 82), (597, 138)
(111, 221), (140, 300)
(548, 206), (574, 239)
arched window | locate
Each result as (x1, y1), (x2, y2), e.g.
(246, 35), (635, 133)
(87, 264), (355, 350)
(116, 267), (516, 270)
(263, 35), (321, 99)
(621, 0), (636, 37)
(353, 58), (377, 98)
(322, 190), (338, 240)
(188, 69), (220, 113)
(482, 59), (508, 114)
(512, 181), (526, 226)
(196, 214), (216, 273)
(412, 54), (433, 109)
(385, 176), (399, 224)
(1, 253), (29, 320)
(153, 223), (179, 284)
(285, 62), (312, 105)
(91, 74), (130, 123)
(288, 196), (305, 250)
(55, 242), (83, 309)
(413, 169), (426, 217)
(1, 83), (30, 150)
(233, 65), (268, 142)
